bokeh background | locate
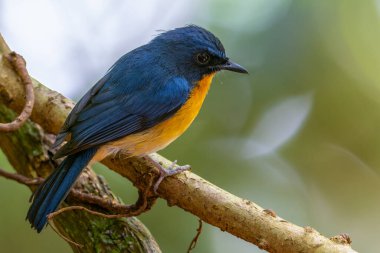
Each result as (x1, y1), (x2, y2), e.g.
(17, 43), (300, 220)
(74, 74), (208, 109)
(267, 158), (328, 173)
(1, 0), (380, 252)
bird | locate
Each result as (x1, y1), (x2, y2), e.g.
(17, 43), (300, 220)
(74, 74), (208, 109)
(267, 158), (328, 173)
(27, 25), (248, 232)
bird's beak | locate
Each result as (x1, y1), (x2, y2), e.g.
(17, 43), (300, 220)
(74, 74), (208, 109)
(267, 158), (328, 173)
(219, 60), (248, 74)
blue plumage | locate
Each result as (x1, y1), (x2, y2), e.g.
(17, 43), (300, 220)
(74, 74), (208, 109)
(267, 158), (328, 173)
(27, 148), (98, 232)
(27, 25), (247, 232)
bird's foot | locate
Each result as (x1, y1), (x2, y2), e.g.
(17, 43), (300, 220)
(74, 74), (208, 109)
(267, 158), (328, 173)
(145, 156), (190, 194)
(153, 160), (190, 193)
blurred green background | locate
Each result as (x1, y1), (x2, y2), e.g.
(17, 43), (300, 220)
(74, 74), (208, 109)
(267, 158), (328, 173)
(1, 0), (380, 252)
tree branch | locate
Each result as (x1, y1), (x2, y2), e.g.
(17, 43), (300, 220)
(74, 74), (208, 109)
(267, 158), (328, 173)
(0, 52), (34, 132)
(105, 155), (356, 253)
(0, 166), (43, 185)
(0, 33), (358, 252)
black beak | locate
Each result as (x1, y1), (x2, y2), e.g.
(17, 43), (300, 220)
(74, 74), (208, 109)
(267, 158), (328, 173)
(219, 60), (248, 74)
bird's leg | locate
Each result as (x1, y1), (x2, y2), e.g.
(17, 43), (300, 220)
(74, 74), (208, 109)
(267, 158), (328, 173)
(144, 156), (191, 194)
(153, 160), (191, 193)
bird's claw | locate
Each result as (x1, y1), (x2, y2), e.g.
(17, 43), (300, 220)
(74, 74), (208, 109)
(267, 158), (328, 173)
(153, 160), (191, 194)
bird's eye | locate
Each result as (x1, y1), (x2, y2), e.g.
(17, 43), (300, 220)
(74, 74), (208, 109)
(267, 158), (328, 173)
(195, 52), (211, 65)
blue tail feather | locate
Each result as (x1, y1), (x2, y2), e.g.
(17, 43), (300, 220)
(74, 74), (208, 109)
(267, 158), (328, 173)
(27, 147), (97, 232)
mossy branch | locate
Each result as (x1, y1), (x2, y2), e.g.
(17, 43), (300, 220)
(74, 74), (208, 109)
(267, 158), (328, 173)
(0, 33), (358, 253)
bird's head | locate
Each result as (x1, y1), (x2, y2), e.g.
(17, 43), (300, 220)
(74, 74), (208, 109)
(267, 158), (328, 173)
(149, 25), (248, 85)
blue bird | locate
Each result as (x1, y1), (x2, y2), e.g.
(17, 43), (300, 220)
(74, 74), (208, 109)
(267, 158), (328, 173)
(27, 25), (247, 232)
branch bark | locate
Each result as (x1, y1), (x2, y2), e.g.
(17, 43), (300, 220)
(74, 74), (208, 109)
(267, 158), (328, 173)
(0, 33), (358, 253)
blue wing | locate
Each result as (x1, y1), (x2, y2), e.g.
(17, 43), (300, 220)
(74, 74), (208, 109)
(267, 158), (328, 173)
(53, 69), (190, 158)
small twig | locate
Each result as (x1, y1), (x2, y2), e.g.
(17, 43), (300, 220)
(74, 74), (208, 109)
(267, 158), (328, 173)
(46, 184), (157, 252)
(0, 51), (34, 132)
(187, 219), (203, 253)
(48, 220), (84, 248)
(0, 167), (43, 185)
(48, 174), (157, 220)
(0, 166), (157, 218)
(68, 172), (158, 214)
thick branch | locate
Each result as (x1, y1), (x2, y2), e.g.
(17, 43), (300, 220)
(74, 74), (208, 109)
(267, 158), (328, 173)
(0, 33), (357, 253)
(104, 155), (356, 253)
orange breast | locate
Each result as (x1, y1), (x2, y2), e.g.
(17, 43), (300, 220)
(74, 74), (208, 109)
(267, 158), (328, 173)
(94, 73), (215, 161)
